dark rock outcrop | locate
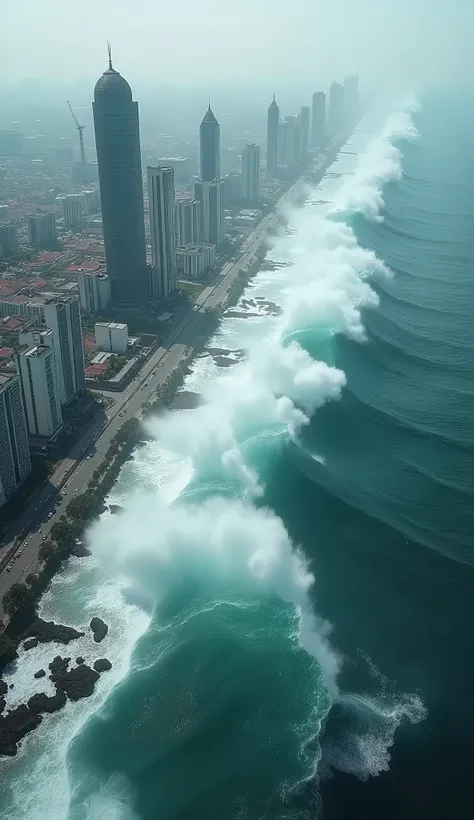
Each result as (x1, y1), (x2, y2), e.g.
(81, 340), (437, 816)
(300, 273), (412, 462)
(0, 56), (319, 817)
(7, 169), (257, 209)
(49, 655), (71, 683)
(58, 664), (99, 701)
(93, 658), (112, 673)
(34, 669), (46, 679)
(0, 705), (42, 757)
(22, 618), (84, 645)
(70, 543), (92, 558)
(23, 637), (38, 651)
(90, 617), (108, 643)
(28, 689), (66, 714)
(76, 656), (84, 665)
(0, 681), (7, 697)
(109, 504), (124, 515)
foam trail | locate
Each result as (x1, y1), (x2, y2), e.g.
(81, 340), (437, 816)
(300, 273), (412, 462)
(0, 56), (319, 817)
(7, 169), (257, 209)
(70, 774), (139, 820)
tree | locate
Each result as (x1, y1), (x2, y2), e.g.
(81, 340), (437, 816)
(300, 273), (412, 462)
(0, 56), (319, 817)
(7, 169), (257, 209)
(39, 541), (58, 565)
(2, 583), (35, 618)
(49, 518), (76, 546)
(0, 633), (16, 669)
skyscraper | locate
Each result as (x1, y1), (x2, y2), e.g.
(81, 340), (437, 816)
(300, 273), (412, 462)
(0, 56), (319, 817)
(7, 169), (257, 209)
(311, 92), (326, 147)
(343, 74), (360, 123)
(61, 194), (84, 227)
(299, 106), (310, 165)
(241, 143), (260, 203)
(148, 166), (177, 298)
(200, 104), (220, 182)
(0, 371), (31, 508)
(27, 213), (57, 248)
(176, 199), (201, 247)
(92, 47), (147, 306)
(329, 82), (344, 136)
(194, 180), (224, 245)
(18, 345), (63, 439)
(266, 94), (279, 176)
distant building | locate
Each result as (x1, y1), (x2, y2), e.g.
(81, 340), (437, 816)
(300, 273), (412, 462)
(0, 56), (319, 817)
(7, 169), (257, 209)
(92, 49), (147, 306)
(151, 157), (190, 183)
(95, 321), (128, 354)
(0, 370), (31, 508)
(62, 194), (84, 227)
(80, 188), (100, 213)
(278, 120), (289, 166)
(221, 173), (241, 207)
(200, 105), (220, 182)
(18, 345), (63, 439)
(78, 271), (111, 313)
(311, 92), (326, 147)
(194, 180), (224, 245)
(300, 106), (310, 164)
(266, 95), (280, 176)
(177, 244), (216, 279)
(148, 166), (178, 299)
(329, 82), (345, 136)
(176, 198), (200, 247)
(27, 213), (57, 248)
(0, 223), (18, 257)
(344, 74), (360, 123)
(241, 144), (260, 203)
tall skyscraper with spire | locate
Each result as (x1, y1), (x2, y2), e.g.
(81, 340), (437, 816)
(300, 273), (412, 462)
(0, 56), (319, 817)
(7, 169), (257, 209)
(200, 104), (220, 181)
(266, 94), (279, 176)
(92, 45), (147, 307)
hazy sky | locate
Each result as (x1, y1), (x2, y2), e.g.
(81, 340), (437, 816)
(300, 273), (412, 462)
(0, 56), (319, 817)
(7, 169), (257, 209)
(2, 0), (471, 93)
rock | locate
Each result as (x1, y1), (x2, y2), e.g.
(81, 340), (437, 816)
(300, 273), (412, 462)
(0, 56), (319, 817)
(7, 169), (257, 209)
(109, 504), (124, 515)
(28, 689), (67, 715)
(76, 657), (84, 665)
(0, 697), (5, 715)
(22, 618), (84, 645)
(58, 664), (99, 701)
(70, 543), (92, 558)
(9, 684), (14, 689)
(93, 658), (112, 673)
(48, 656), (71, 683)
(34, 669), (46, 679)
(0, 704), (42, 757)
(0, 681), (7, 697)
(23, 637), (38, 651)
(90, 617), (108, 643)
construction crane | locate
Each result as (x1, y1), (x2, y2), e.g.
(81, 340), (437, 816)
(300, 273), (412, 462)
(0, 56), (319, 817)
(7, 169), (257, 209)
(67, 100), (86, 165)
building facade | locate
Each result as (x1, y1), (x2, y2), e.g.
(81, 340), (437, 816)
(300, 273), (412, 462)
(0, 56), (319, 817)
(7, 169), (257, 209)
(61, 194), (84, 227)
(27, 213), (57, 247)
(176, 198), (200, 247)
(0, 371), (31, 508)
(194, 180), (224, 246)
(200, 105), (220, 182)
(0, 223), (17, 257)
(148, 166), (177, 299)
(329, 82), (345, 136)
(300, 106), (310, 164)
(266, 95), (280, 176)
(95, 321), (128, 354)
(78, 271), (111, 313)
(311, 92), (326, 147)
(92, 53), (147, 306)
(18, 345), (63, 439)
(41, 296), (85, 404)
(177, 244), (215, 279)
(241, 143), (260, 203)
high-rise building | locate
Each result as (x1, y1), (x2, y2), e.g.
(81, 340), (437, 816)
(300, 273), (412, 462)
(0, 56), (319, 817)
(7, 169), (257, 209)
(200, 105), (220, 182)
(176, 198), (201, 247)
(177, 244), (216, 279)
(299, 106), (310, 165)
(148, 166), (177, 299)
(343, 74), (360, 123)
(94, 321), (128, 354)
(266, 94), (279, 176)
(92, 48), (147, 306)
(0, 371), (31, 508)
(27, 213), (57, 247)
(311, 92), (326, 147)
(241, 143), (260, 203)
(194, 180), (224, 246)
(61, 194), (84, 227)
(0, 223), (18, 257)
(329, 82), (345, 136)
(278, 120), (289, 166)
(78, 271), (111, 313)
(18, 345), (63, 439)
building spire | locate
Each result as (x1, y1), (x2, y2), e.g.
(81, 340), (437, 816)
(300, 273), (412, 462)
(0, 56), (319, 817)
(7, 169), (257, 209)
(208, 97), (212, 110)
(273, 93), (275, 102)
(107, 40), (113, 70)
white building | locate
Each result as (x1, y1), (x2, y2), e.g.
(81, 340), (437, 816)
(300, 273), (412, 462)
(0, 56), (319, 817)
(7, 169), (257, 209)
(0, 370), (31, 507)
(81, 188), (100, 213)
(61, 194), (84, 227)
(194, 180), (224, 245)
(95, 321), (128, 354)
(148, 166), (178, 298)
(176, 198), (200, 247)
(78, 271), (111, 313)
(177, 243), (216, 279)
(27, 213), (57, 247)
(18, 345), (63, 439)
(241, 143), (260, 203)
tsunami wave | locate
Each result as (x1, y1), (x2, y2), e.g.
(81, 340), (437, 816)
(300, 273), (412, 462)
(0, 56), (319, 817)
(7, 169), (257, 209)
(63, 105), (426, 820)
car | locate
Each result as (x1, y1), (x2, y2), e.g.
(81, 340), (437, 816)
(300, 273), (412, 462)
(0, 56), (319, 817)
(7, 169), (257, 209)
(47, 511), (53, 518)
(42, 535), (47, 541)
(86, 455), (92, 460)
(144, 382), (148, 387)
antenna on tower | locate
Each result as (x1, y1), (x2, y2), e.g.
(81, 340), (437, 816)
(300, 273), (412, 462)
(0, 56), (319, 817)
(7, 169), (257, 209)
(107, 40), (113, 70)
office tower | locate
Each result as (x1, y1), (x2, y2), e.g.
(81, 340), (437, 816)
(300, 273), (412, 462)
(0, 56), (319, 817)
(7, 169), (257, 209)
(92, 47), (147, 306)
(78, 271), (111, 313)
(81, 188), (101, 213)
(177, 244), (216, 279)
(343, 74), (360, 123)
(27, 213), (57, 247)
(148, 166), (178, 299)
(221, 173), (241, 207)
(241, 143), (260, 203)
(0, 223), (18, 257)
(176, 198), (201, 247)
(300, 106), (310, 164)
(95, 321), (128, 354)
(200, 104), (220, 182)
(62, 194), (84, 227)
(0, 371), (31, 507)
(311, 92), (326, 147)
(278, 121), (288, 166)
(39, 296), (85, 404)
(18, 345), (63, 439)
(194, 180), (224, 246)
(266, 94), (279, 176)
(329, 82), (345, 136)
(284, 116), (298, 164)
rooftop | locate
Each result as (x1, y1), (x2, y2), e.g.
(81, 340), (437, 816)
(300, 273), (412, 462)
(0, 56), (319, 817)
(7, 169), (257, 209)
(0, 369), (17, 388)
(23, 345), (50, 358)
